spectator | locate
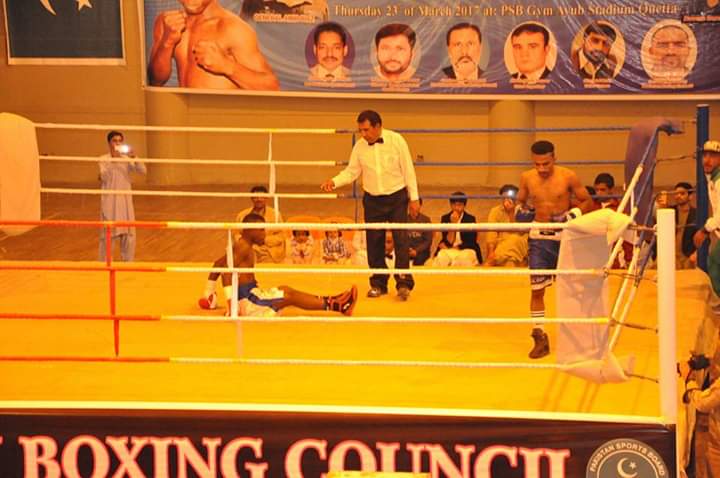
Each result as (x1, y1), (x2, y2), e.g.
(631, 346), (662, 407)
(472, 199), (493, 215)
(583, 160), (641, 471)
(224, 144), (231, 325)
(408, 198), (433, 266)
(434, 191), (482, 266)
(681, 336), (720, 477)
(354, 230), (399, 272)
(99, 130), (146, 262)
(693, 140), (720, 261)
(236, 185), (286, 263)
(486, 185), (528, 267)
(571, 185), (600, 211)
(384, 231), (396, 268)
(593, 172), (619, 209)
(322, 227), (351, 264)
(594, 172), (633, 268)
(288, 230), (315, 264)
(674, 182), (698, 269)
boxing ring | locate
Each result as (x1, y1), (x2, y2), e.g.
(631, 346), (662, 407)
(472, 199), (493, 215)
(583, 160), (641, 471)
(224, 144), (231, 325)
(0, 110), (710, 476)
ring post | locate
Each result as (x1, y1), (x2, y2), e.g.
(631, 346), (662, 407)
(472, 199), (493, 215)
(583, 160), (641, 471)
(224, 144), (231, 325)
(226, 230), (242, 356)
(105, 224), (119, 356)
(656, 208), (676, 428)
(696, 104), (710, 273)
(351, 132), (358, 222)
(268, 133), (280, 218)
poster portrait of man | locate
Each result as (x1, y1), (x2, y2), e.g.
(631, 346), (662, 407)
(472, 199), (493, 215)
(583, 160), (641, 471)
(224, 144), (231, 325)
(373, 23), (419, 83)
(505, 22), (557, 82)
(442, 23), (485, 81)
(307, 22), (353, 82)
(641, 20), (697, 80)
(570, 21), (625, 82)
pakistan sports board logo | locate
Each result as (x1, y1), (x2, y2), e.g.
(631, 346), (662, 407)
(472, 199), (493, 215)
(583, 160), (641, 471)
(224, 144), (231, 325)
(586, 438), (669, 478)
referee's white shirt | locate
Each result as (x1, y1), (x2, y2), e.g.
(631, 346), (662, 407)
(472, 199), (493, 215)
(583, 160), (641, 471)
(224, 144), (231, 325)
(332, 128), (419, 201)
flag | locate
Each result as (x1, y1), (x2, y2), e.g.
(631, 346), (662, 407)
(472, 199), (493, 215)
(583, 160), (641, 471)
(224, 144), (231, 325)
(4, 0), (124, 64)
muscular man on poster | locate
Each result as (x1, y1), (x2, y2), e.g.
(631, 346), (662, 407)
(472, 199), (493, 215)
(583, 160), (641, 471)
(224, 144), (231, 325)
(148, 0), (279, 90)
(516, 140), (593, 359)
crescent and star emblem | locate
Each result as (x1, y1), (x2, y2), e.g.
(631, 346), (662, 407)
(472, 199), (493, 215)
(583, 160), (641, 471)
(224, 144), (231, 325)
(39, 0), (93, 16)
(616, 457), (639, 478)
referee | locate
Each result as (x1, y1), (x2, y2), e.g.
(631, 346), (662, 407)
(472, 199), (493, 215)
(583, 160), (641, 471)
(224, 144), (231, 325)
(321, 110), (420, 300)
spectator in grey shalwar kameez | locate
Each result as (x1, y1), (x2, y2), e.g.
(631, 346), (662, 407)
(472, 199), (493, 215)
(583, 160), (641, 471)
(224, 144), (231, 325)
(98, 130), (146, 262)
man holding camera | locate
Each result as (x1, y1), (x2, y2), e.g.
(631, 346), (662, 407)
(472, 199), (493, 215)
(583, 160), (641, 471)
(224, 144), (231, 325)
(679, 347), (720, 477)
(99, 130), (146, 262)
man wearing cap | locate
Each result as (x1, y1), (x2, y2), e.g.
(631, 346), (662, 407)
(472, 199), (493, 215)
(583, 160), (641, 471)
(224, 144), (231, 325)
(694, 141), (720, 285)
(486, 184), (528, 267)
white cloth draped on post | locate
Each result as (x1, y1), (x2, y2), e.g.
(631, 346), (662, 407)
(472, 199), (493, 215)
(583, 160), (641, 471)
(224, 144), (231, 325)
(556, 208), (634, 383)
(0, 113), (40, 236)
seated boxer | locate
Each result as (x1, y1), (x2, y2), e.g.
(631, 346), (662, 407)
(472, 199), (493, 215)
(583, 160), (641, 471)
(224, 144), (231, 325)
(517, 140), (593, 359)
(198, 213), (357, 316)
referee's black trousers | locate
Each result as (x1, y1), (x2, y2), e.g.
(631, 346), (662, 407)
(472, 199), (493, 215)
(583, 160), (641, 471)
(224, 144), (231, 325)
(363, 188), (414, 291)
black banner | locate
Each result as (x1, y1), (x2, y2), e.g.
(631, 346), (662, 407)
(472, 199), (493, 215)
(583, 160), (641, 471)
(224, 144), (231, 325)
(0, 407), (676, 477)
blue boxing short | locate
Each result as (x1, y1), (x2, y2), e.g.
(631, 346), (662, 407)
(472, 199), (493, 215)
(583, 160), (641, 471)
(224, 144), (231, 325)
(238, 280), (283, 311)
(528, 232), (560, 290)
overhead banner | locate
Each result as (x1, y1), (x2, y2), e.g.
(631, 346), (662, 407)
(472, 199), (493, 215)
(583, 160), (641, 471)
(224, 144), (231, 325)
(0, 407), (676, 477)
(3, 0), (124, 65)
(142, 0), (720, 98)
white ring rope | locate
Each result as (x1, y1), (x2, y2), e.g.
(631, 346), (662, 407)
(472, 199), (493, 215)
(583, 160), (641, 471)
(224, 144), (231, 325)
(176, 220), (573, 232)
(34, 123), (338, 134)
(162, 315), (610, 324)
(41, 154), (337, 167)
(41, 188), (339, 200)
(24, 216), (590, 233)
(171, 357), (569, 370)
(172, 265), (603, 276)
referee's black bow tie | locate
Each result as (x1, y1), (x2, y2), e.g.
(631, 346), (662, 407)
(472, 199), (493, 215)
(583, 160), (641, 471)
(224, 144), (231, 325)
(368, 138), (384, 146)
